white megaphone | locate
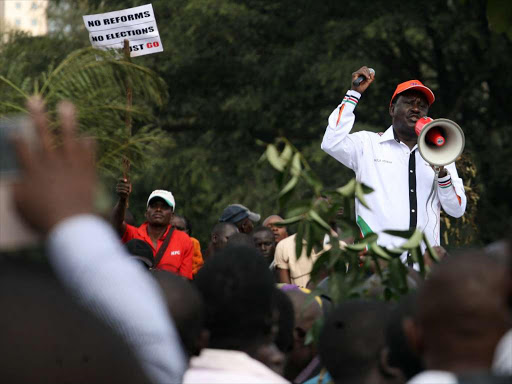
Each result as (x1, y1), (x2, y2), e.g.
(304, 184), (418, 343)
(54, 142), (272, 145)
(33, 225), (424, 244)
(415, 117), (465, 166)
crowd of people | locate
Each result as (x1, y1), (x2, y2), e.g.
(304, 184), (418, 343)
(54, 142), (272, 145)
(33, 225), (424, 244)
(1, 81), (511, 384)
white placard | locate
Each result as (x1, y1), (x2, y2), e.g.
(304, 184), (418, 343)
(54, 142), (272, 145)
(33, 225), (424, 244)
(83, 4), (163, 57)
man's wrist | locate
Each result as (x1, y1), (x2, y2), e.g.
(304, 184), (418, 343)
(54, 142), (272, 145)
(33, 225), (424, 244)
(438, 173), (453, 189)
(342, 90), (361, 108)
(118, 196), (129, 205)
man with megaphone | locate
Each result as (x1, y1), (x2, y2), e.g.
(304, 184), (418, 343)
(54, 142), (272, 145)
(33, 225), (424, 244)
(321, 66), (466, 262)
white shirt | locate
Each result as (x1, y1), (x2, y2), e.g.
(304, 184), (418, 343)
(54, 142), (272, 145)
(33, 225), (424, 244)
(493, 328), (512, 375)
(47, 215), (186, 384)
(321, 90), (466, 256)
(407, 370), (458, 384)
(184, 348), (289, 384)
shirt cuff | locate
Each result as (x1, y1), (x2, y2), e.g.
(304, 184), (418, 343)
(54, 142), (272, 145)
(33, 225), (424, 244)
(341, 90), (361, 109)
(438, 173), (453, 189)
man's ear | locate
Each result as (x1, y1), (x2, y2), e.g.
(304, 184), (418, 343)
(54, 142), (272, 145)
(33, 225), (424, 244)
(144, 208), (150, 221)
(379, 347), (406, 384)
(389, 103), (395, 118)
(211, 233), (218, 244)
(403, 317), (423, 357)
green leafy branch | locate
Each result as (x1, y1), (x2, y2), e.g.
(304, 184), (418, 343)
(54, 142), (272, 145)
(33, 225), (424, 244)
(264, 139), (438, 303)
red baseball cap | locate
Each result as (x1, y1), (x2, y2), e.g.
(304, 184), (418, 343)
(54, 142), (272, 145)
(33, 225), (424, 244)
(390, 80), (435, 106)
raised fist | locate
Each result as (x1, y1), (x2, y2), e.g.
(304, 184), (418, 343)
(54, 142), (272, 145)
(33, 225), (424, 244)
(116, 178), (132, 200)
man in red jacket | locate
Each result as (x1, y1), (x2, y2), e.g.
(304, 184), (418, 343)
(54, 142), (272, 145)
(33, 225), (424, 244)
(111, 179), (193, 279)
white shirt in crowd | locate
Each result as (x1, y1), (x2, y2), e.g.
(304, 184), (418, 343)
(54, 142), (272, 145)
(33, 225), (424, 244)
(493, 328), (512, 375)
(47, 215), (186, 384)
(321, 90), (466, 259)
(407, 370), (458, 384)
(184, 348), (289, 384)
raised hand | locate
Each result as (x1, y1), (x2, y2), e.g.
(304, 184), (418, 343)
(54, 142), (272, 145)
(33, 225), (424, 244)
(351, 66), (375, 94)
(13, 98), (96, 234)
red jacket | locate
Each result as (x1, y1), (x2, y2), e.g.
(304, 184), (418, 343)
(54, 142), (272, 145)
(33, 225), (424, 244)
(122, 222), (193, 279)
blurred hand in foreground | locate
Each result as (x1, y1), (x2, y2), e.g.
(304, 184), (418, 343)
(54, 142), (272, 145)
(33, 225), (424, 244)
(13, 98), (96, 234)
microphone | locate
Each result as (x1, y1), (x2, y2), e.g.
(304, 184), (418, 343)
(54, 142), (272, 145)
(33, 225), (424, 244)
(353, 68), (375, 87)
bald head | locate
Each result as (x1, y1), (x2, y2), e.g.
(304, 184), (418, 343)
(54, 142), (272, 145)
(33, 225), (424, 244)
(263, 215), (288, 243)
(285, 289), (322, 330)
(412, 250), (512, 372)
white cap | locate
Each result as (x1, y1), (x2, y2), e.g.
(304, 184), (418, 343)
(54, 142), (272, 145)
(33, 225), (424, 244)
(147, 190), (175, 211)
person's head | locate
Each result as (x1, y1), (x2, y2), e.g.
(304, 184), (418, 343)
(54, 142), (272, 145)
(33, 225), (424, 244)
(219, 204), (260, 234)
(252, 226), (276, 265)
(193, 245), (275, 353)
(210, 222), (239, 251)
(273, 288), (295, 354)
(386, 293), (424, 381)
(319, 299), (400, 384)
(226, 232), (255, 248)
(171, 214), (190, 235)
(389, 80), (434, 142)
(283, 288), (323, 381)
(151, 270), (206, 359)
(124, 239), (154, 269)
(145, 190), (175, 227)
(251, 288), (295, 376)
(0, 260), (150, 383)
(263, 215), (289, 243)
(405, 250), (512, 373)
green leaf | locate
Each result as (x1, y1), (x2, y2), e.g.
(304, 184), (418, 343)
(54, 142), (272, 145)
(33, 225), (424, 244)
(336, 178), (356, 197)
(305, 222), (314, 258)
(423, 234), (439, 263)
(266, 144), (284, 172)
(290, 152), (302, 177)
(355, 181), (371, 209)
(279, 175), (299, 197)
(310, 251), (331, 281)
(287, 204), (311, 218)
(360, 233), (378, 244)
(295, 222), (304, 260)
(399, 229), (424, 250)
(280, 144), (293, 164)
(302, 169), (323, 192)
(346, 243), (368, 251)
(276, 214), (303, 226)
(309, 210), (332, 232)
(360, 183), (374, 194)
(370, 242), (392, 261)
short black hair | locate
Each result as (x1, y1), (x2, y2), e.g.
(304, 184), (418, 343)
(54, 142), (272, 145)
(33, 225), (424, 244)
(124, 239), (154, 268)
(151, 270), (204, 357)
(386, 292), (424, 379)
(319, 299), (391, 383)
(211, 222), (237, 237)
(226, 233), (255, 248)
(252, 226), (274, 238)
(174, 214), (192, 235)
(182, 215), (192, 235)
(194, 245), (275, 351)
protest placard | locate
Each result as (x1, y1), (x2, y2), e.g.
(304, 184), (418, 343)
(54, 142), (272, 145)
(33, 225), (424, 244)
(83, 4), (163, 57)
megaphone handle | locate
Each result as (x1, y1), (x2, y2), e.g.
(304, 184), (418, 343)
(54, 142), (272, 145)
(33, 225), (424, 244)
(433, 166), (441, 178)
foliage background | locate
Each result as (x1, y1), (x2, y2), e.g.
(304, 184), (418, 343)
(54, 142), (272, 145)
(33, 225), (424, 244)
(1, 0), (511, 247)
